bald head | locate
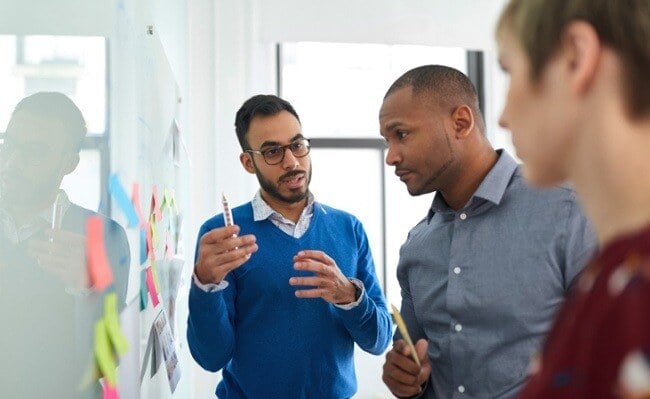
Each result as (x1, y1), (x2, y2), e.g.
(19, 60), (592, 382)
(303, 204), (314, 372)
(385, 65), (485, 134)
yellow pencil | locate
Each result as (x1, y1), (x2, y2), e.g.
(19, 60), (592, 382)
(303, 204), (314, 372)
(391, 304), (421, 366)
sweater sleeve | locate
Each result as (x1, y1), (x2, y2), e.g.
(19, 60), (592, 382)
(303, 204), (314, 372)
(334, 219), (392, 355)
(186, 222), (237, 371)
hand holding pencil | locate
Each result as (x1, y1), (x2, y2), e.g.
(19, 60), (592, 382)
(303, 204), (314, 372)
(194, 193), (258, 285)
(391, 304), (420, 366)
(382, 304), (431, 398)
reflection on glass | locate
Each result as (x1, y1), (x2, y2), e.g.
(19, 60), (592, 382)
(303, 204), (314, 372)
(0, 92), (129, 398)
(61, 148), (101, 211)
(0, 35), (106, 134)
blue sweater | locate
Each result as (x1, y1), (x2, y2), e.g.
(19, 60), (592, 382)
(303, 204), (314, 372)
(187, 202), (392, 399)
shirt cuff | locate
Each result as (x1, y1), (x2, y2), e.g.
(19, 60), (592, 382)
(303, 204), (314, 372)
(192, 272), (229, 292)
(333, 278), (365, 310)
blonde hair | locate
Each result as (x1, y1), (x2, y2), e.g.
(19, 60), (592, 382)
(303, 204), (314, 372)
(497, 0), (650, 119)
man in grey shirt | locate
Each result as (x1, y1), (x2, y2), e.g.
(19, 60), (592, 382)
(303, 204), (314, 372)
(379, 65), (596, 399)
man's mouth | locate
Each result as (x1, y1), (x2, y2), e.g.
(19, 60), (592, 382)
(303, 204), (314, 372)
(280, 172), (306, 189)
(395, 169), (412, 182)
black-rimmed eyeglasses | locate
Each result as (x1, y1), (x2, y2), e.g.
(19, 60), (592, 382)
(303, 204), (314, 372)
(245, 138), (311, 165)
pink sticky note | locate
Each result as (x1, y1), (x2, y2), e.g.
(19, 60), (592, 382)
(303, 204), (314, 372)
(146, 266), (160, 307)
(150, 185), (163, 222)
(131, 183), (145, 227)
(103, 383), (119, 399)
(86, 216), (114, 291)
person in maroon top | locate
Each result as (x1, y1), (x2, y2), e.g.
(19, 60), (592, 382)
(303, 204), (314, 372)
(495, 0), (650, 398)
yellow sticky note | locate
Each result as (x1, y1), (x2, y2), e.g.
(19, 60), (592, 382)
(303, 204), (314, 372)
(104, 293), (129, 356)
(161, 188), (170, 213)
(151, 259), (161, 293)
(169, 189), (178, 215)
(150, 213), (159, 248)
(391, 304), (421, 366)
(94, 319), (117, 387)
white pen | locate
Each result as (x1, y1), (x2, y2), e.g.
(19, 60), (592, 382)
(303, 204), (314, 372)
(222, 192), (234, 227)
(51, 192), (64, 230)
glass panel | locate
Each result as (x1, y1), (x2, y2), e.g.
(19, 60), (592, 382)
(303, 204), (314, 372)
(0, 33), (109, 397)
(281, 42), (467, 138)
(60, 148), (101, 211)
(0, 35), (106, 134)
(308, 148), (385, 291)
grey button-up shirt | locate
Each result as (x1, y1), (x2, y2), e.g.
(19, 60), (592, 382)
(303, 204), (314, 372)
(396, 150), (597, 399)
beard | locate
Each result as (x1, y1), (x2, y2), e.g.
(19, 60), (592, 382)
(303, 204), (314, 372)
(253, 163), (312, 205)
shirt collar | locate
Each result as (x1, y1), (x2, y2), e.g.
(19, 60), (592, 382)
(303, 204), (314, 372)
(429, 149), (518, 216)
(0, 189), (71, 242)
(472, 149), (518, 205)
(252, 190), (315, 223)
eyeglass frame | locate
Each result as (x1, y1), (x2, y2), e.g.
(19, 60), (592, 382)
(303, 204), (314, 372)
(244, 138), (311, 165)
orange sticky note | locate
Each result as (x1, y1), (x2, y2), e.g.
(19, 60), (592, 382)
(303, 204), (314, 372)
(146, 266), (160, 307)
(86, 216), (114, 292)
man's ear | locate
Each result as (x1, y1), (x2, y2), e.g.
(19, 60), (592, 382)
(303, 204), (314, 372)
(451, 105), (475, 139)
(561, 21), (601, 96)
(240, 152), (256, 174)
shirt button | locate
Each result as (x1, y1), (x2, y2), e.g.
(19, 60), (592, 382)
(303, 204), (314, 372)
(453, 267), (461, 274)
(455, 323), (463, 332)
(459, 213), (467, 220)
(458, 385), (465, 393)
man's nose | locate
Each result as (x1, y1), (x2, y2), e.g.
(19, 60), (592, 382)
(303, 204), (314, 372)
(281, 147), (300, 170)
(385, 145), (401, 166)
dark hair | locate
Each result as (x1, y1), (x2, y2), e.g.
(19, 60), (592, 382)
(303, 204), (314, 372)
(385, 65), (485, 133)
(234, 94), (301, 150)
(497, 0), (650, 119)
(8, 91), (87, 152)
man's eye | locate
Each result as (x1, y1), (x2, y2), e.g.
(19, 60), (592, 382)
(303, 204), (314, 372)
(290, 142), (304, 150)
(396, 131), (408, 139)
(263, 147), (282, 157)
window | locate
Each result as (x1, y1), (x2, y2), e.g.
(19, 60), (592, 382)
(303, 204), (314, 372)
(279, 42), (476, 307)
(0, 35), (108, 212)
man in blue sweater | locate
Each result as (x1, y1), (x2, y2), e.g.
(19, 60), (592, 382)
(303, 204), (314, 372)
(187, 94), (392, 398)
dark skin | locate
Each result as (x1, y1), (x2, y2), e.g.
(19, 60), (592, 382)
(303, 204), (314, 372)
(379, 86), (498, 396)
(382, 339), (431, 397)
(380, 86), (498, 211)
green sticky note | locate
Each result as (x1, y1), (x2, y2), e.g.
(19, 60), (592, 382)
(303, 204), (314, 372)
(140, 268), (148, 310)
(104, 293), (129, 356)
(94, 319), (117, 387)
